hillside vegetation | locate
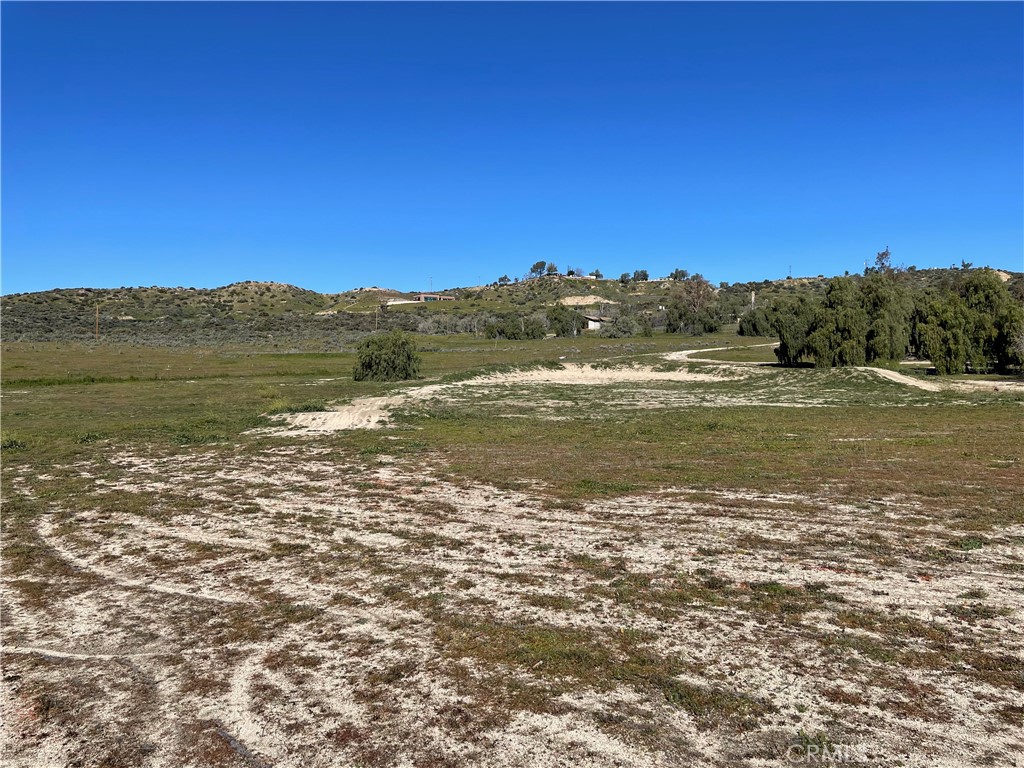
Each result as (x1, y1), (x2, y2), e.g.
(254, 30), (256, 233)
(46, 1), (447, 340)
(3, 267), (1022, 365)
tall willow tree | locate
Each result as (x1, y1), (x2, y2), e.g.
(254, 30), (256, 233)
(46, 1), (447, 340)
(961, 270), (1024, 371)
(771, 296), (815, 366)
(915, 291), (972, 375)
(862, 272), (915, 364)
(914, 269), (1024, 373)
(805, 277), (869, 367)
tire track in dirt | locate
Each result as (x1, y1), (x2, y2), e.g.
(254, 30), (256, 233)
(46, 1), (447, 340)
(10, 441), (1022, 767)
(37, 516), (249, 605)
(3, 646), (175, 661)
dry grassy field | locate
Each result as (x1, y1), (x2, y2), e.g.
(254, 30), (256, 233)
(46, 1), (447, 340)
(2, 335), (1022, 767)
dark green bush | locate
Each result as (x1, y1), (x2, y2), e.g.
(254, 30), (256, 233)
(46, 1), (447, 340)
(353, 330), (422, 381)
(738, 308), (772, 337)
(484, 316), (546, 340)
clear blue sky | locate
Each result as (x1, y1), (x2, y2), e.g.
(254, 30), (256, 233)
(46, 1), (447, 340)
(3, 2), (1022, 295)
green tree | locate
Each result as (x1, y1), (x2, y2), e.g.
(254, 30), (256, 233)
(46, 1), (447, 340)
(738, 308), (772, 337)
(961, 269), (1024, 372)
(599, 314), (641, 338)
(665, 275), (718, 335)
(771, 296), (815, 366)
(546, 262), (559, 275)
(547, 305), (585, 337)
(632, 269), (649, 282)
(861, 272), (914, 364)
(915, 292), (971, 375)
(589, 269), (603, 279)
(529, 260), (547, 278)
(1012, 326), (1024, 365)
(664, 301), (687, 334)
(485, 315), (546, 340)
(353, 331), (421, 381)
(805, 277), (869, 367)
(866, 246), (893, 276)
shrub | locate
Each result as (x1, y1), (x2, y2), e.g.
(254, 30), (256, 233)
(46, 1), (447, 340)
(547, 305), (585, 337)
(484, 316), (546, 340)
(353, 331), (421, 381)
(738, 308), (772, 337)
(1, 434), (27, 451)
(599, 315), (640, 338)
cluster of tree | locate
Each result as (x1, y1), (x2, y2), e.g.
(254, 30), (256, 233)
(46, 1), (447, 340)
(527, 261), (560, 278)
(479, 306), (657, 339)
(416, 314), (498, 336)
(913, 270), (1024, 373)
(546, 305), (586, 337)
(664, 274), (721, 335)
(0, 305), (422, 349)
(600, 313), (653, 338)
(523, 261), (606, 280)
(521, 262), (711, 285)
(484, 315), (547, 340)
(618, 270), (649, 285)
(743, 260), (1023, 374)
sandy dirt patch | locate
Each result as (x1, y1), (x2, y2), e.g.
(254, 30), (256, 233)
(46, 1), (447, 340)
(662, 344), (777, 364)
(259, 346), (1018, 437)
(855, 367), (942, 392)
(261, 364), (748, 434)
(558, 295), (618, 306)
(469, 364), (737, 386)
(851, 366), (1024, 395)
(3, 447), (1021, 767)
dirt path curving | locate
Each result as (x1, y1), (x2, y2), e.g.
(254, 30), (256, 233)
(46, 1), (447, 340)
(662, 343), (778, 364)
(260, 363), (746, 434)
(855, 366), (942, 392)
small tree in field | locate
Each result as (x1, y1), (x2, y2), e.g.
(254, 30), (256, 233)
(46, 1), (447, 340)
(353, 331), (421, 381)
